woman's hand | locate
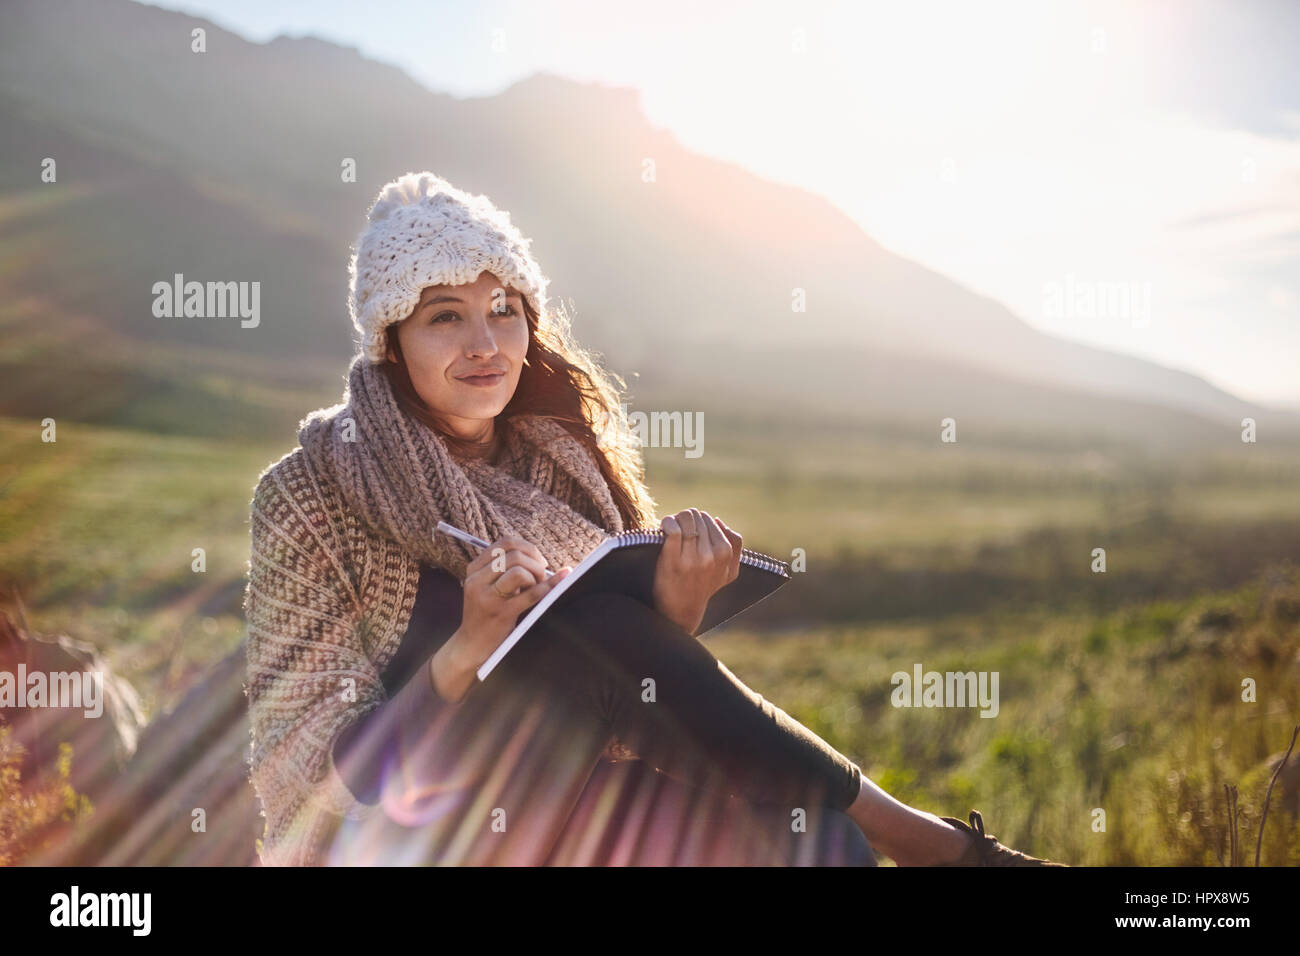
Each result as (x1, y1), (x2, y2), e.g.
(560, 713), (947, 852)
(432, 535), (573, 703)
(651, 508), (742, 636)
(457, 534), (572, 666)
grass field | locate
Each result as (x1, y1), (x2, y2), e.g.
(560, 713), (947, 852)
(2, 403), (1298, 865)
(707, 570), (1300, 865)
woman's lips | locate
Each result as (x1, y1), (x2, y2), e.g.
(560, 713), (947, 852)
(457, 372), (505, 387)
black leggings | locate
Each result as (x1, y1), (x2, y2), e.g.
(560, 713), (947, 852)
(331, 590), (866, 865)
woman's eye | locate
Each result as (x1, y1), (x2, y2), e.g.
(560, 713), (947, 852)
(430, 306), (516, 323)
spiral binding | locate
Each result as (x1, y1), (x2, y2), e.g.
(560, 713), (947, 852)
(616, 526), (790, 576)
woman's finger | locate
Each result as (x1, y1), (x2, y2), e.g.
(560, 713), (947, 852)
(494, 535), (548, 572)
(512, 566), (573, 609)
(474, 544), (545, 583)
(498, 547), (547, 582)
(687, 508), (712, 562)
(483, 564), (528, 598)
(696, 509), (728, 567)
(466, 561), (533, 599)
(717, 517), (742, 582)
(698, 510), (731, 579)
(661, 514), (683, 560)
(486, 567), (516, 598)
(698, 509), (727, 551)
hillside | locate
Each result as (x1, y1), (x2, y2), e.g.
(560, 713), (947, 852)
(1, 0), (1295, 448)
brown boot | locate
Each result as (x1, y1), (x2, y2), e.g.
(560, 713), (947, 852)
(936, 810), (1066, 866)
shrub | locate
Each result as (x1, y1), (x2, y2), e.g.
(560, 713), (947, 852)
(0, 725), (94, 865)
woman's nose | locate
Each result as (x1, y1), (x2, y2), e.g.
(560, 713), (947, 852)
(465, 315), (498, 355)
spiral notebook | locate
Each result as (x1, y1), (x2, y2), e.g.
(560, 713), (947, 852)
(476, 528), (792, 681)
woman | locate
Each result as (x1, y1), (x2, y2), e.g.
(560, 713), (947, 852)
(243, 171), (1061, 867)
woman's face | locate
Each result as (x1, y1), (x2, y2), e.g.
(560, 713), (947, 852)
(387, 270), (530, 441)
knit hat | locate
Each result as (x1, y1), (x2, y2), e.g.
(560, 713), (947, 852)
(347, 171), (550, 363)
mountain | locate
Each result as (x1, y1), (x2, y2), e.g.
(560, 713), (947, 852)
(0, 0), (1295, 445)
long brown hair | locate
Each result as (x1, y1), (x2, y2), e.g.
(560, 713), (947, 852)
(382, 295), (659, 531)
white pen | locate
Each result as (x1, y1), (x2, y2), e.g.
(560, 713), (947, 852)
(435, 520), (555, 578)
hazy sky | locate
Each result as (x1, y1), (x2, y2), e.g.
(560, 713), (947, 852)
(143, 0), (1300, 406)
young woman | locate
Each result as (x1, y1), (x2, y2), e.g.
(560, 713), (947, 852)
(243, 171), (1062, 867)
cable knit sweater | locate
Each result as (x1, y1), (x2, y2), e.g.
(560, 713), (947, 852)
(243, 447), (423, 866)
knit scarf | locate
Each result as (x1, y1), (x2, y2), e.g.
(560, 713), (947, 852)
(296, 353), (625, 581)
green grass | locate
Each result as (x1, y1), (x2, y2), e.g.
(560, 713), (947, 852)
(0, 416), (288, 715)
(2, 402), (1298, 866)
(705, 569), (1300, 866)
(640, 422), (1300, 554)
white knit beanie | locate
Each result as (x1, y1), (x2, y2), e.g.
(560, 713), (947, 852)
(348, 171), (550, 363)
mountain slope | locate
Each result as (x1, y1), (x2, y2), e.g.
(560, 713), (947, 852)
(0, 0), (1293, 443)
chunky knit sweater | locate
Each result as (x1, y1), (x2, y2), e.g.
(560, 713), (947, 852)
(330, 563), (463, 806)
(243, 447), (423, 866)
(243, 356), (656, 866)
